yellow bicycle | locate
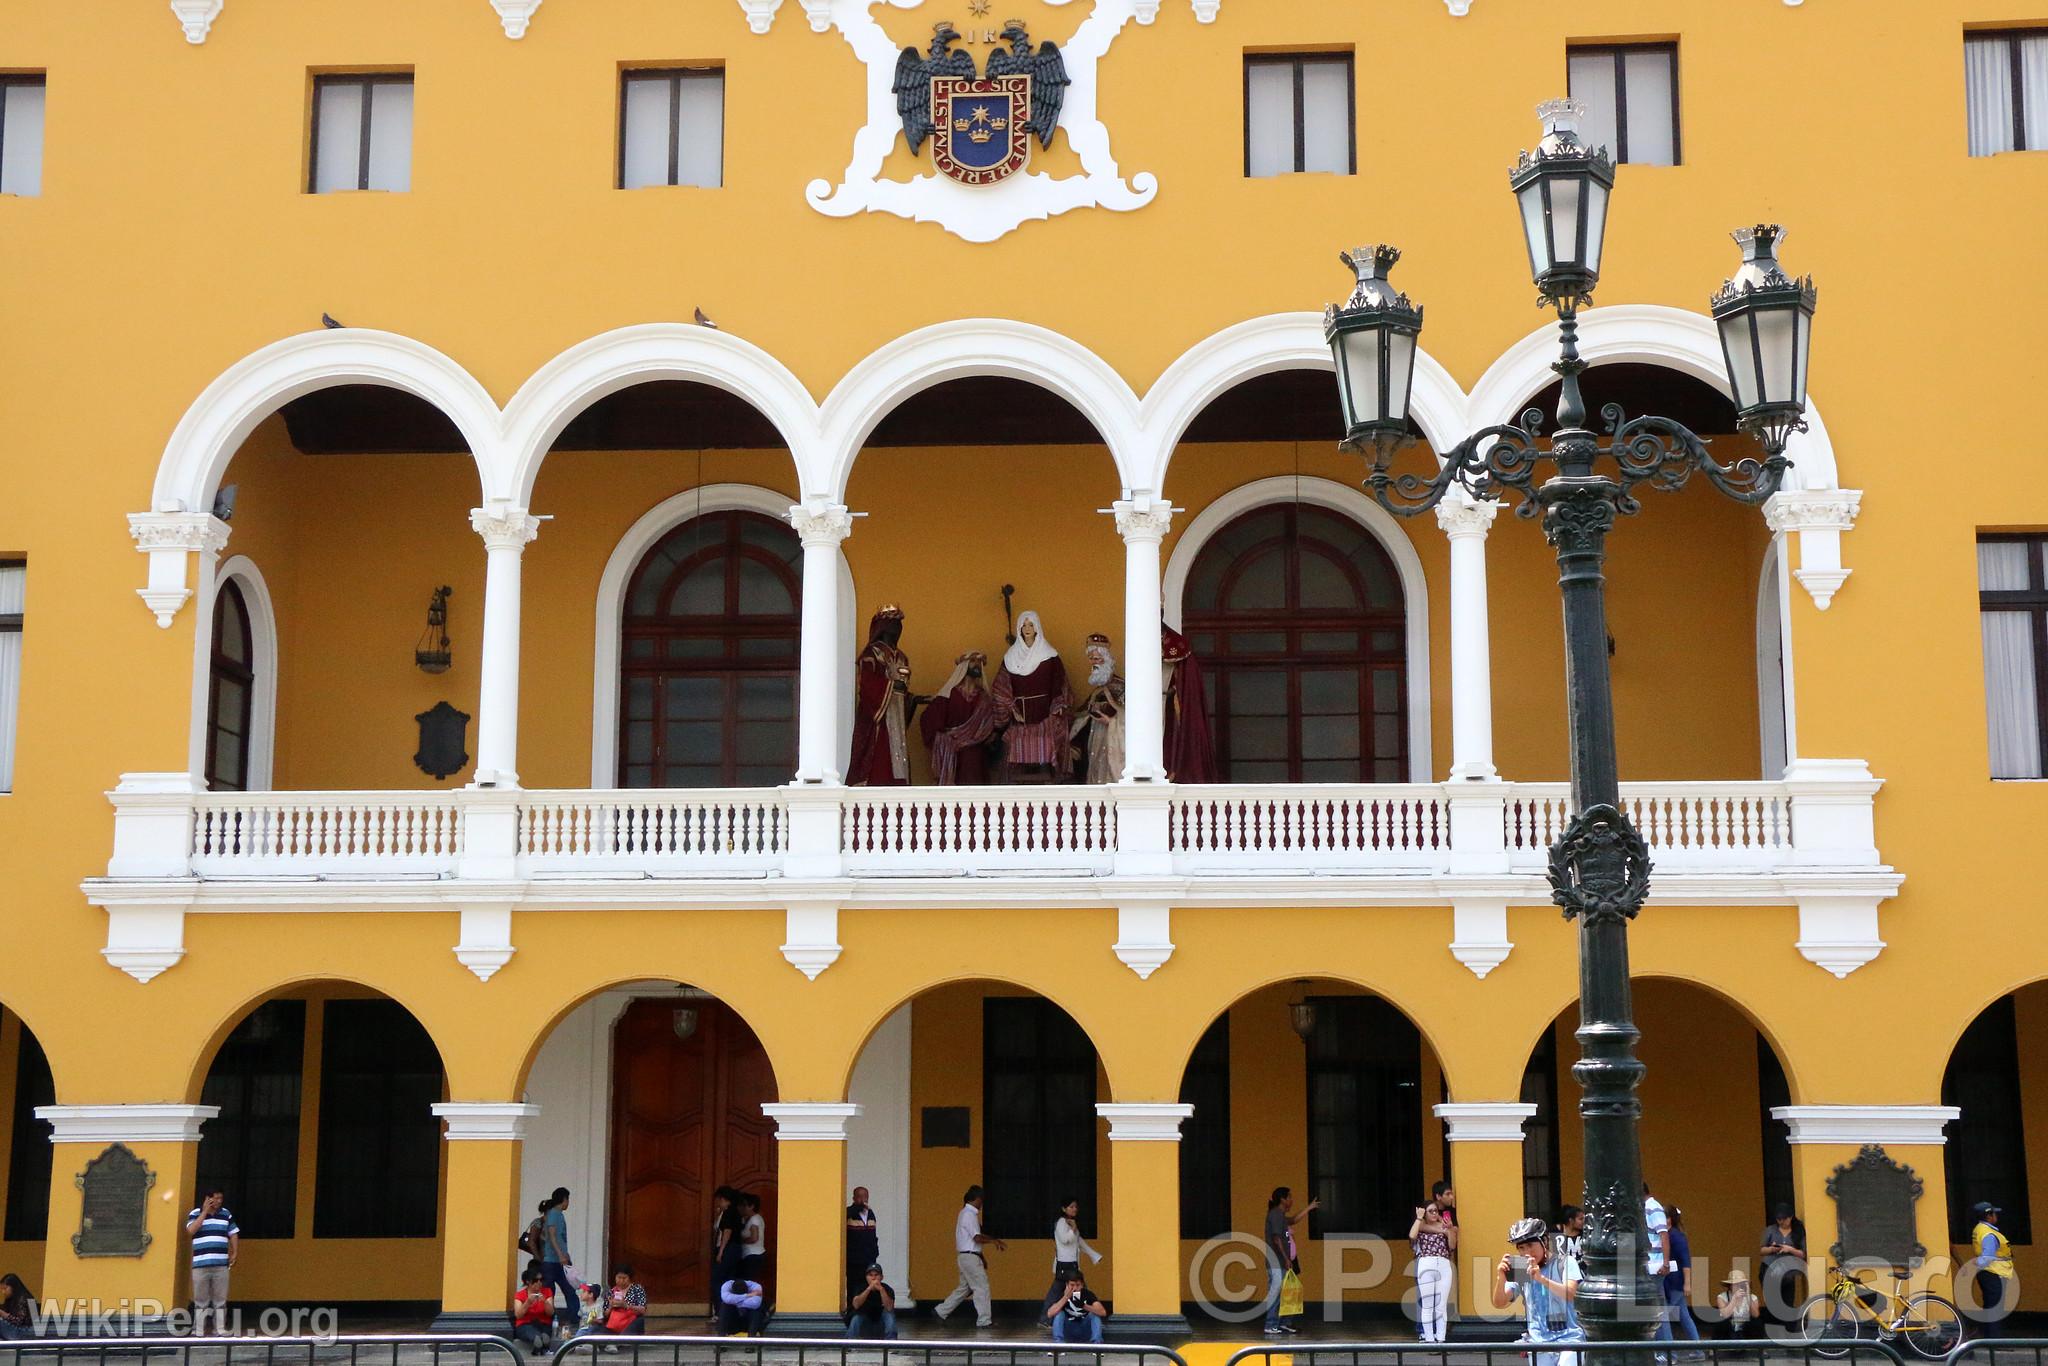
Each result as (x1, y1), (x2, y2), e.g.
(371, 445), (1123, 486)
(1800, 1265), (1962, 1360)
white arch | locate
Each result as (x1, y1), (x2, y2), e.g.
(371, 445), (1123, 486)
(1160, 475), (1433, 783)
(152, 329), (503, 515)
(1464, 304), (1842, 492)
(207, 555), (280, 791)
(501, 324), (824, 507)
(589, 485), (855, 788)
(1137, 312), (1468, 494)
(817, 319), (1145, 499)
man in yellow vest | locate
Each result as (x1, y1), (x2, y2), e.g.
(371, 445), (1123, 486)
(1967, 1201), (2014, 1337)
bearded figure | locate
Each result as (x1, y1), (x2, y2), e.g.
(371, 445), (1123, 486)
(848, 605), (916, 786)
(1162, 620), (1217, 783)
(919, 650), (999, 785)
(991, 609), (1070, 783)
(1069, 633), (1126, 785)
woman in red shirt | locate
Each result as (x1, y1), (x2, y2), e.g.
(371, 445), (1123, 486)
(511, 1267), (555, 1355)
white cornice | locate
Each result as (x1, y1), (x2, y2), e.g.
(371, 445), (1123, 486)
(1771, 1106), (1959, 1146)
(1434, 1102), (1538, 1142)
(762, 1102), (862, 1140)
(433, 1102), (541, 1141)
(1096, 1103), (1194, 1141)
(36, 1104), (219, 1144)
(490, 0), (542, 38)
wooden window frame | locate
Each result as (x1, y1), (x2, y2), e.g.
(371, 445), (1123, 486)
(618, 67), (725, 189)
(619, 510), (801, 788)
(982, 997), (1099, 1241)
(0, 76), (45, 194)
(1567, 42), (1682, 166)
(1183, 505), (1409, 784)
(308, 73), (413, 193)
(1978, 532), (2048, 777)
(1969, 29), (2048, 153)
(205, 578), (255, 793)
(1242, 52), (1357, 177)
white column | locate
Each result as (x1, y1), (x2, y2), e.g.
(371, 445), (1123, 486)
(790, 500), (854, 784)
(1435, 494), (1500, 782)
(1113, 497), (1175, 782)
(470, 505), (540, 788)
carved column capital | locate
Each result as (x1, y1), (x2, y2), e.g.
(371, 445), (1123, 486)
(1434, 496), (1501, 539)
(736, 0), (783, 34)
(469, 505), (540, 552)
(788, 500), (855, 548)
(1112, 497), (1177, 544)
(169, 0), (224, 43)
(489, 0), (542, 38)
(1763, 488), (1861, 535)
(128, 511), (229, 556)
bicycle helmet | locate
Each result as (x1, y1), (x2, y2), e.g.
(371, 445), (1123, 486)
(1508, 1216), (1549, 1246)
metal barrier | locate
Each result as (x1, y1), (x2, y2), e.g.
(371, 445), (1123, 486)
(551, 1337), (1189, 1366)
(1944, 1340), (2048, 1366)
(0, 1336), (522, 1366)
(1223, 1341), (1911, 1366)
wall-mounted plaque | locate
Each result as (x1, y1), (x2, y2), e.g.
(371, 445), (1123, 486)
(414, 700), (471, 780)
(1827, 1143), (1925, 1270)
(921, 1106), (970, 1148)
(72, 1143), (155, 1258)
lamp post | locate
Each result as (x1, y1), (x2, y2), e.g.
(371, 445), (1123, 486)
(1324, 98), (1816, 1349)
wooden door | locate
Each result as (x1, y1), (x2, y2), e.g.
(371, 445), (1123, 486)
(610, 999), (778, 1310)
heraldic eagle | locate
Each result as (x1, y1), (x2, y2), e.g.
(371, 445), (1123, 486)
(894, 20), (1071, 155)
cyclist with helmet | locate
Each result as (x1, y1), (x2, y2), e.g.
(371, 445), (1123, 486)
(1493, 1216), (1583, 1366)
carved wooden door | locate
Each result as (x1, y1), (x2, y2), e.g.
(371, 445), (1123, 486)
(609, 999), (778, 1310)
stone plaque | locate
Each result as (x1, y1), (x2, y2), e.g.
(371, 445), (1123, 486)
(1827, 1143), (1925, 1270)
(71, 1143), (155, 1258)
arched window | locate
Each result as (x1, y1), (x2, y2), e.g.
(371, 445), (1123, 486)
(1183, 503), (1407, 783)
(619, 510), (800, 787)
(205, 578), (255, 792)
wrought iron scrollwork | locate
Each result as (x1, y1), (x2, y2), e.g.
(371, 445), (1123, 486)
(1547, 802), (1652, 924)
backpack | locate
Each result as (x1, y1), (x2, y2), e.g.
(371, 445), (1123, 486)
(518, 1215), (547, 1258)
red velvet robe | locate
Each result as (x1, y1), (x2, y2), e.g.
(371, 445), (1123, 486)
(992, 657), (1070, 770)
(1162, 624), (1217, 783)
(847, 641), (911, 786)
(919, 683), (997, 785)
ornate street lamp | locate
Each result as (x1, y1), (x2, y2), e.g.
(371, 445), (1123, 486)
(1323, 244), (1423, 456)
(1324, 102), (1816, 1351)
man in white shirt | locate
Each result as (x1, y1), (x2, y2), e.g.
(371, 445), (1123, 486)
(933, 1185), (1006, 1329)
(1643, 1180), (1671, 1343)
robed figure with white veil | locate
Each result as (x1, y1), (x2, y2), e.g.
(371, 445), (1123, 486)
(992, 610), (1070, 782)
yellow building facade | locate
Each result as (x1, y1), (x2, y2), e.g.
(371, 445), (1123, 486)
(0, 0), (2042, 1338)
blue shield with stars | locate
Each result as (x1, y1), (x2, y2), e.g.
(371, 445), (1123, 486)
(930, 75), (1031, 186)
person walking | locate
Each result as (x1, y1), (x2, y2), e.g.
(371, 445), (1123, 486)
(185, 1188), (238, 1337)
(1410, 1191), (1456, 1344)
(1491, 1216), (1581, 1366)
(1045, 1272), (1108, 1344)
(1044, 1197), (1103, 1308)
(845, 1264), (899, 1340)
(846, 1187), (881, 1305)
(1758, 1203), (1806, 1336)
(1660, 1207), (1700, 1345)
(1263, 1186), (1318, 1336)
(537, 1188), (578, 1330)
(1966, 1202), (2014, 1338)
(933, 1185), (1005, 1329)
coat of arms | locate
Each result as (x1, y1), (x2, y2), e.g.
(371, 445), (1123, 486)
(895, 21), (1069, 186)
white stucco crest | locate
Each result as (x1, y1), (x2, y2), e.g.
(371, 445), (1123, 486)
(799, 0), (1159, 243)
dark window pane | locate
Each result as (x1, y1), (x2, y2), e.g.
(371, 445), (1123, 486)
(1297, 551), (1356, 610)
(1226, 550), (1286, 611)
(1301, 631), (1359, 652)
(1944, 996), (2032, 1243)
(1306, 996), (1422, 1239)
(736, 556), (795, 615)
(1179, 1016), (1231, 1238)
(3, 1027), (53, 1242)
(197, 1000), (306, 1238)
(313, 1000), (442, 1238)
(984, 999), (1098, 1240)
(1300, 669), (1357, 715)
(667, 637), (722, 659)
(1301, 714), (1359, 761)
(1226, 632), (1287, 655)
(1225, 672), (1287, 716)
(672, 560), (726, 615)
(734, 721), (793, 765)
